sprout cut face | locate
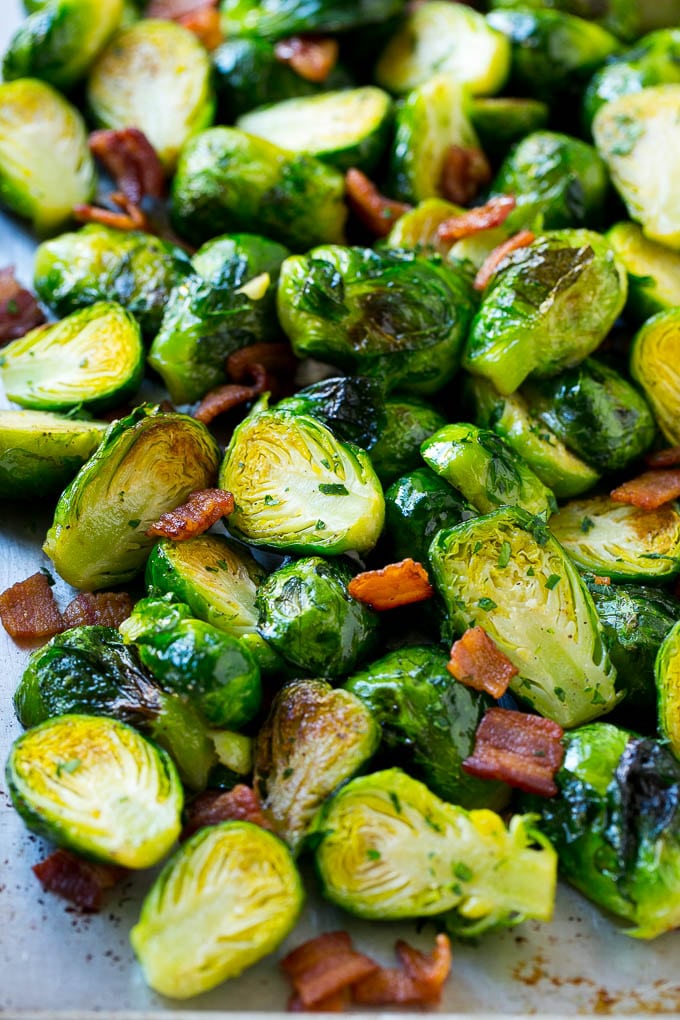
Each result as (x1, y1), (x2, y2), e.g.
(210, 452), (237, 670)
(629, 308), (680, 445)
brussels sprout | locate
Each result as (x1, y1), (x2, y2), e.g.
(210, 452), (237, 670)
(87, 19), (215, 170)
(375, 2), (510, 96)
(256, 557), (379, 677)
(191, 232), (290, 289)
(121, 596), (261, 730)
(523, 723), (680, 938)
(219, 0), (403, 40)
(384, 467), (477, 566)
(0, 302), (143, 414)
(470, 377), (600, 499)
(345, 646), (507, 809)
(607, 222), (680, 322)
(255, 679), (379, 853)
(630, 309), (680, 446)
(219, 406), (384, 556)
(3, 0), (124, 89)
(275, 376), (387, 452)
(549, 495), (680, 582)
(463, 229), (627, 395)
(429, 507), (618, 727)
(370, 395), (446, 486)
(278, 246), (476, 394)
(312, 768), (556, 933)
(489, 0), (679, 43)
(14, 626), (216, 790)
(34, 225), (193, 338)
(491, 132), (609, 232)
(131, 821), (303, 998)
(0, 410), (107, 501)
(593, 85), (680, 250)
(524, 358), (655, 473)
(6, 714), (182, 868)
(171, 127), (346, 250)
(0, 79), (95, 235)
(656, 621), (680, 760)
(44, 405), (220, 590)
(470, 97), (549, 160)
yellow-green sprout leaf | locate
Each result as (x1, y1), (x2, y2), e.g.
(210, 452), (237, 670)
(630, 308), (680, 445)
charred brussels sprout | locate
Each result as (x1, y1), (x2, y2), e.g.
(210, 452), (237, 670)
(131, 822), (303, 998)
(656, 622), (680, 760)
(607, 222), (680, 323)
(0, 302), (143, 413)
(384, 467), (477, 565)
(312, 768), (556, 933)
(489, 0), (678, 43)
(275, 376), (386, 453)
(87, 19), (214, 169)
(219, 406), (385, 556)
(470, 97), (549, 161)
(429, 507), (618, 727)
(463, 230), (627, 395)
(0, 80), (95, 234)
(254, 680), (380, 853)
(44, 405), (220, 590)
(0, 411), (106, 501)
(256, 557), (379, 677)
(219, 0), (404, 40)
(171, 128), (346, 250)
(370, 395), (446, 486)
(629, 309), (680, 445)
(6, 714), (182, 868)
(278, 247), (476, 394)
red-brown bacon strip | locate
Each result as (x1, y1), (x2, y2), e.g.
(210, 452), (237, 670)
(646, 446), (680, 469)
(474, 229), (535, 291)
(282, 932), (379, 1010)
(226, 343), (298, 385)
(440, 145), (492, 206)
(89, 128), (165, 205)
(33, 849), (125, 913)
(274, 35), (339, 83)
(610, 469), (680, 511)
(348, 559), (434, 612)
(182, 785), (273, 841)
(0, 572), (64, 643)
(74, 191), (150, 232)
(62, 591), (134, 629)
(0, 267), (45, 344)
(437, 195), (516, 244)
(353, 934), (452, 1006)
(462, 707), (564, 797)
(178, 7), (222, 49)
(345, 168), (411, 238)
(146, 488), (235, 541)
(447, 626), (518, 699)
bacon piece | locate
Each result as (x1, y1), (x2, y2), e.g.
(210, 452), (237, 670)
(182, 785), (273, 841)
(345, 168), (411, 238)
(33, 849), (125, 913)
(288, 989), (349, 1012)
(440, 145), (492, 206)
(281, 932), (378, 1009)
(62, 591), (133, 629)
(462, 707), (564, 797)
(610, 469), (680, 511)
(592, 575), (611, 586)
(193, 381), (267, 424)
(146, 0), (216, 17)
(437, 195), (516, 244)
(226, 343), (297, 385)
(89, 128), (165, 205)
(178, 7), (222, 48)
(348, 558), (434, 612)
(74, 191), (149, 232)
(146, 488), (234, 541)
(646, 446), (680, 469)
(0, 572), (64, 643)
(353, 934), (452, 1006)
(0, 266), (45, 343)
(447, 626), (518, 699)
(474, 230), (536, 291)
(274, 35), (339, 83)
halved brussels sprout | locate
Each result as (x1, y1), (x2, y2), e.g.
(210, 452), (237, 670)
(489, 0), (673, 43)
(422, 423), (557, 518)
(629, 308), (680, 445)
(384, 467), (477, 566)
(656, 621), (680, 759)
(0, 410), (107, 500)
(87, 19), (215, 169)
(429, 507), (618, 727)
(370, 395), (446, 486)
(130, 821), (303, 998)
(607, 222), (680, 322)
(463, 229), (627, 395)
(275, 375), (387, 453)
(550, 495), (680, 582)
(0, 79), (95, 234)
(6, 714), (182, 868)
(220, 0), (403, 39)
(593, 85), (680, 250)
(255, 679), (380, 853)
(0, 302), (143, 413)
(44, 405), (220, 590)
(218, 407), (385, 556)
(312, 768), (556, 934)
(470, 97), (549, 161)
(277, 246), (476, 394)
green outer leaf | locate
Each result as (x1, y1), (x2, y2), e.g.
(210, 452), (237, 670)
(655, 620), (680, 759)
(219, 0), (403, 40)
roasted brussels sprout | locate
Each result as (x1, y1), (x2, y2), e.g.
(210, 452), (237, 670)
(656, 621), (680, 759)
(0, 410), (106, 500)
(312, 768), (556, 934)
(171, 128), (346, 250)
(550, 495), (680, 582)
(629, 309), (680, 445)
(6, 714), (182, 868)
(219, 405), (385, 557)
(219, 0), (404, 40)
(370, 395), (446, 486)
(87, 19), (215, 169)
(0, 79), (95, 234)
(131, 821), (303, 998)
(384, 467), (477, 566)
(429, 507), (618, 727)
(275, 376), (386, 453)
(422, 423), (558, 518)
(255, 679), (380, 853)
(0, 302), (144, 413)
(463, 230), (627, 395)
(489, 0), (680, 43)
(345, 646), (507, 809)
(191, 232), (290, 289)
(34, 225), (193, 338)
(607, 222), (680, 322)
(44, 405), (220, 590)
(470, 97), (549, 161)
(278, 246), (476, 394)
(523, 723), (680, 938)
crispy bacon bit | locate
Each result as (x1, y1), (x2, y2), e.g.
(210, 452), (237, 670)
(282, 932), (379, 1010)
(474, 229), (536, 291)
(274, 35), (339, 83)
(74, 191), (149, 232)
(592, 575), (612, 586)
(182, 785), (273, 841)
(89, 128), (165, 205)
(354, 935), (452, 1006)
(193, 380), (266, 424)
(437, 194), (516, 244)
(345, 168), (411, 238)
(440, 145), (492, 206)
(610, 469), (680, 511)
(0, 266), (45, 343)
(146, 488), (234, 541)
(0, 572), (64, 643)
(33, 849), (125, 913)
(226, 342), (298, 385)
(463, 707), (564, 797)
(177, 7), (222, 48)
(447, 626), (518, 699)
(288, 989), (349, 1012)
(646, 446), (680, 469)
(62, 591), (133, 629)
(348, 558), (434, 612)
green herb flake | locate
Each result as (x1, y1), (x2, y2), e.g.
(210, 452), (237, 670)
(128, 519), (141, 529)
(454, 862), (473, 882)
(389, 791), (402, 814)
(545, 574), (561, 590)
(366, 848), (381, 861)
(319, 483), (349, 496)
(478, 597), (497, 611)
(56, 758), (81, 777)
(497, 541), (511, 569)
(580, 516), (595, 534)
